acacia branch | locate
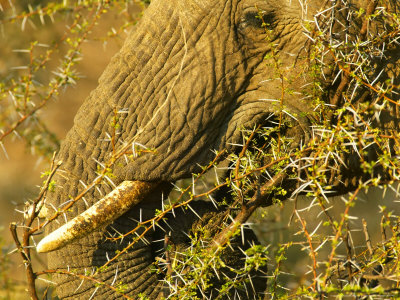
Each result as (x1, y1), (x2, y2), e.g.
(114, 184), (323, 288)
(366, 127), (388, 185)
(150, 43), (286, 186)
(210, 172), (288, 252)
(328, 0), (379, 115)
(36, 269), (135, 299)
(9, 153), (61, 300)
(9, 222), (38, 300)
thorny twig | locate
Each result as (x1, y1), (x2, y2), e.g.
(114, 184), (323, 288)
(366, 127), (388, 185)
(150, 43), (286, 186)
(327, 0), (379, 121)
(0, 6), (106, 143)
(9, 153), (61, 300)
(6, 0), (400, 298)
(35, 269), (135, 300)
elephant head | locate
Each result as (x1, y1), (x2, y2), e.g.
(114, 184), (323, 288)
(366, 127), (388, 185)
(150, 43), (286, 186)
(36, 0), (399, 298)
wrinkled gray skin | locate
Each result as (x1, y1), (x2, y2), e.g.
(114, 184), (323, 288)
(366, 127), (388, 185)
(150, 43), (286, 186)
(45, 0), (399, 299)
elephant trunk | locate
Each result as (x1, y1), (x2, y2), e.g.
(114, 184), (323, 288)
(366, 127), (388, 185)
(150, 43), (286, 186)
(39, 0), (252, 297)
(40, 1), (189, 297)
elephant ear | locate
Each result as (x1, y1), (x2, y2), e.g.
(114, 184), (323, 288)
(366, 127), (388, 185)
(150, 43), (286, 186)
(153, 201), (268, 299)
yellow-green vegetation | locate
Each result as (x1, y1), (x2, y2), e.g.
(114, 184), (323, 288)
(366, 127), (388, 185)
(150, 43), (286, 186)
(1, 0), (400, 299)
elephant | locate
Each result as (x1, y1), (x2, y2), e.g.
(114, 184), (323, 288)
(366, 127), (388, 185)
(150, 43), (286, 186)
(35, 0), (399, 299)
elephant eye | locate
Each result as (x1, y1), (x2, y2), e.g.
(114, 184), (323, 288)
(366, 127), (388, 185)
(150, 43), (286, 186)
(241, 11), (276, 30)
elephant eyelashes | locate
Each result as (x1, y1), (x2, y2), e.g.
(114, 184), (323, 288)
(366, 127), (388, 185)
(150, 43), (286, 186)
(241, 11), (276, 30)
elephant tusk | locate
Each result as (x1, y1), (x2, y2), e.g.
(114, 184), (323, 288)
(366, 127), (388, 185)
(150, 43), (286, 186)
(37, 180), (158, 253)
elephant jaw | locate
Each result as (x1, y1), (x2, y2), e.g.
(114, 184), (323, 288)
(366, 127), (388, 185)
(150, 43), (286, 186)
(37, 180), (158, 253)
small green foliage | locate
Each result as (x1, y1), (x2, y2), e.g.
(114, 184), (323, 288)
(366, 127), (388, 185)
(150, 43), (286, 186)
(114, 281), (128, 293)
(160, 224), (268, 299)
(4, 0), (400, 299)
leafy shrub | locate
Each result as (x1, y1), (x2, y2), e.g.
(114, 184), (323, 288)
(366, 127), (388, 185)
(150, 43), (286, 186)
(2, 0), (400, 299)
